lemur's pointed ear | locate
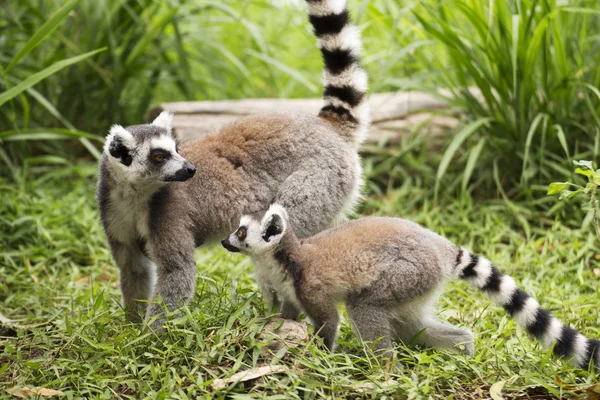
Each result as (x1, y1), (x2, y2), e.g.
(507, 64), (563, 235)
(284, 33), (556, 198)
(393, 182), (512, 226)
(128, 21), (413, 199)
(105, 125), (134, 166)
(151, 111), (173, 133)
(262, 213), (284, 242)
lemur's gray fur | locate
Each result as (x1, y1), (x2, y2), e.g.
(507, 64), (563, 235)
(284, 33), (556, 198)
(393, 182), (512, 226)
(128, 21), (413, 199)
(97, 0), (369, 327)
(222, 205), (600, 370)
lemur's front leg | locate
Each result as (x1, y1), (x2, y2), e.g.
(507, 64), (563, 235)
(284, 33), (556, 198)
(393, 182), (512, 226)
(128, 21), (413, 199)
(280, 300), (301, 320)
(145, 233), (197, 330)
(108, 238), (156, 322)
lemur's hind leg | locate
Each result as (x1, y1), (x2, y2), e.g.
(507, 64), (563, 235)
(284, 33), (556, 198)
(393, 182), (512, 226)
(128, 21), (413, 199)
(275, 163), (356, 238)
(145, 232), (197, 330)
(392, 314), (474, 356)
(346, 303), (394, 360)
(108, 239), (156, 322)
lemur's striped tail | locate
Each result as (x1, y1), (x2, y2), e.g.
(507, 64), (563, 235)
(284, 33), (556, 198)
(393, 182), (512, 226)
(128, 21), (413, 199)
(454, 248), (600, 370)
(306, 0), (370, 146)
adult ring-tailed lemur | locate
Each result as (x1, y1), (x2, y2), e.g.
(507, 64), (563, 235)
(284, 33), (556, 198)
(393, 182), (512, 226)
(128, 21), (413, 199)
(97, 0), (369, 328)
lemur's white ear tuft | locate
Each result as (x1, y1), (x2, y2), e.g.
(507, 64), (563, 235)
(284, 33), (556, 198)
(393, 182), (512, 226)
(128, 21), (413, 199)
(152, 111), (174, 133)
(261, 204), (288, 241)
(104, 125), (134, 155)
(265, 204), (288, 222)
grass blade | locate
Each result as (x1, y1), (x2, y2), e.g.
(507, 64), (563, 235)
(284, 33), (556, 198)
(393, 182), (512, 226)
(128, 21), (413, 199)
(461, 137), (486, 192)
(4, 0), (81, 74)
(0, 128), (102, 141)
(246, 50), (317, 93)
(435, 117), (492, 197)
(124, 7), (178, 67)
(521, 113), (547, 184)
(0, 48), (106, 108)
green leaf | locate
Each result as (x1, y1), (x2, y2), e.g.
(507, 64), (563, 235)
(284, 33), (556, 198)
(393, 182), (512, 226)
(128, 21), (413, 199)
(573, 160), (594, 170)
(4, 0), (81, 74)
(521, 113), (547, 183)
(553, 124), (569, 159)
(0, 128), (101, 141)
(435, 117), (492, 197)
(523, 13), (551, 79)
(582, 83), (600, 102)
(559, 189), (582, 200)
(0, 48), (105, 108)
(124, 7), (178, 67)
(547, 182), (568, 195)
(247, 50), (318, 93)
(461, 138), (486, 192)
(574, 167), (594, 178)
(559, 7), (600, 15)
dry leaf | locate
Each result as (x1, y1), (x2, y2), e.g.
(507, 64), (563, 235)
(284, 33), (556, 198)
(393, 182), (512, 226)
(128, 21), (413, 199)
(211, 365), (287, 390)
(258, 318), (308, 358)
(594, 268), (600, 277)
(490, 380), (506, 400)
(74, 273), (113, 286)
(6, 386), (65, 398)
(352, 380), (397, 393)
(587, 383), (600, 400)
(0, 312), (14, 325)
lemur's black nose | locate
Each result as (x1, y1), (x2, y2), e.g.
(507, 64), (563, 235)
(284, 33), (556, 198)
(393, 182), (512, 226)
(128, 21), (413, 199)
(221, 238), (241, 253)
(187, 166), (196, 177)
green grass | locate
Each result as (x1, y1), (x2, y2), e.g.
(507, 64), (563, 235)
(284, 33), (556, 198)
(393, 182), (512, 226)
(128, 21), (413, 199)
(1, 158), (598, 399)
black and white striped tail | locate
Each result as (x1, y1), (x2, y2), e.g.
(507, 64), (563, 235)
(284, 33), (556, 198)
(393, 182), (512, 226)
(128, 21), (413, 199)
(306, 0), (370, 145)
(455, 248), (600, 370)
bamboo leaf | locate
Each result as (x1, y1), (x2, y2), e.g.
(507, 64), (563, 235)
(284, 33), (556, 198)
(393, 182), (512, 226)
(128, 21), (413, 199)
(0, 48), (106, 108)
(0, 128), (101, 141)
(4, 0), (81, 74)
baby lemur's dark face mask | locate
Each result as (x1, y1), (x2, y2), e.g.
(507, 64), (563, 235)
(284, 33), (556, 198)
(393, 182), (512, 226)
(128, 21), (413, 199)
(222, 211), (286, 255)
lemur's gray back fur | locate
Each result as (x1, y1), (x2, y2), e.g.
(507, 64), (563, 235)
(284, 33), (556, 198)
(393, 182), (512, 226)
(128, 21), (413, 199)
(224, 207), (600, 370)
(97, 0), (369, 328)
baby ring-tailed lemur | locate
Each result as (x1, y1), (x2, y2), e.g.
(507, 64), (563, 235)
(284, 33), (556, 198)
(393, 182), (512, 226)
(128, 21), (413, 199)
(222, 205), (600, 370)
(97, 0), (369, 328)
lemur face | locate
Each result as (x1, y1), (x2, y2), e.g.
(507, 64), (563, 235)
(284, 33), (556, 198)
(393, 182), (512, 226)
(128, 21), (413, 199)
(103, 111), (196, 183)
(222, 204), (288, 254)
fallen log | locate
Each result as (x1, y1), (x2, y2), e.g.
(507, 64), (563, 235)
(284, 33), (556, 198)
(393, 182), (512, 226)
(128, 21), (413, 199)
(149, 91), (460, 145)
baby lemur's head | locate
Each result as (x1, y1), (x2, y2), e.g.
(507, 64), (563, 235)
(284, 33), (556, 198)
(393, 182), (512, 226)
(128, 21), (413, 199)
(103, 111), (196, 184)
(222, 204), (290, 254)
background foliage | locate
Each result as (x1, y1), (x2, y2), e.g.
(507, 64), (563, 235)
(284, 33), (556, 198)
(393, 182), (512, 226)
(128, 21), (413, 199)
(2, 0), (599, 193)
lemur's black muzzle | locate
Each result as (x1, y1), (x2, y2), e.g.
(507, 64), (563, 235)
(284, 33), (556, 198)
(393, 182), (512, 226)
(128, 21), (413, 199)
(221, 238), (241, 253)
(166, 161), (196, 182)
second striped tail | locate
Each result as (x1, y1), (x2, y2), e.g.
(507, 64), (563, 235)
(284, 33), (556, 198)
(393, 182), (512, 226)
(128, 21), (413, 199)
(454, 248), (600, 370)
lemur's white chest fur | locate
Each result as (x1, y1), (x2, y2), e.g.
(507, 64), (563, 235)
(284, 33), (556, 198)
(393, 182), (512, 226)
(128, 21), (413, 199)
(105, 181), (160, 243)
(251, 253), (301, 309)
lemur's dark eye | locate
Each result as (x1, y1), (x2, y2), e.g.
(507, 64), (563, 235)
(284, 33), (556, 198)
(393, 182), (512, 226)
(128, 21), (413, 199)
(154, 154), (165, 162)
(236, 227), (247, 241)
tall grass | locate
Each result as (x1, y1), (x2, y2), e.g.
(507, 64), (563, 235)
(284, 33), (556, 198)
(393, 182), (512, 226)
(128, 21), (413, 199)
(408, 0), (600, 194)
(0, 0), (193, 172)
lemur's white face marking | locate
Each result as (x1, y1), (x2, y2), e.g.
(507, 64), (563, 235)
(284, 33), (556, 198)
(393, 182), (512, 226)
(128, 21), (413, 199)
(222, 204), (288, 255)
(103, 111), (196, 184)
